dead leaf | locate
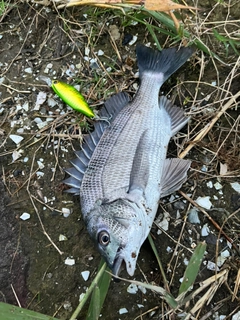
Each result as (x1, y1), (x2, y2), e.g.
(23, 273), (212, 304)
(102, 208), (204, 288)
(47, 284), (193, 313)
(144, 0), (196, 11)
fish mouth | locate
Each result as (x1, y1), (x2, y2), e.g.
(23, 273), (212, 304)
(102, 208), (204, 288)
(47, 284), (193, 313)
(112, 247), (124, 277)
(111, 246), (136, 277)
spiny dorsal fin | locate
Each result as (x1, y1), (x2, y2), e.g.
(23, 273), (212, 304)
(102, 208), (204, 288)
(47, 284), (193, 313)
(160, 158), (191, 198)
(99, 91), (130, 121)
(160, 96), (189, 137)
(64, 92), (130, 194)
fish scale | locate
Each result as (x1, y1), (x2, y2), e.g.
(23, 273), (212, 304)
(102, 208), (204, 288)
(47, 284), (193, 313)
(64, 44), (194, 276)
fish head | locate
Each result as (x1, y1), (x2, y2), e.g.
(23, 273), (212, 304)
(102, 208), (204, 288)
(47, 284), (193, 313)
(86, 198), (148, 276)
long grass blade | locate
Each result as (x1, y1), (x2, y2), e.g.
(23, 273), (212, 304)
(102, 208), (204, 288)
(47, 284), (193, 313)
(86, 259), (112, 320)
(178, 242), (207, 295)
(0, 302), (59, 320)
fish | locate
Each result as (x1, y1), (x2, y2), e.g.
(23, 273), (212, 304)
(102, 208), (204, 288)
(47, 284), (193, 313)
(64, 44), (194, 276)
(51, 80), (95, 118)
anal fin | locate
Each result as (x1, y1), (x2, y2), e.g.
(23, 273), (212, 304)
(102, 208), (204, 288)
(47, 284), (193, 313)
(160, 158), (191, 198)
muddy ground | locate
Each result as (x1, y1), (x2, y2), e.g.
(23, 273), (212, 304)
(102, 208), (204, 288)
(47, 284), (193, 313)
(0, 1), (240, 319)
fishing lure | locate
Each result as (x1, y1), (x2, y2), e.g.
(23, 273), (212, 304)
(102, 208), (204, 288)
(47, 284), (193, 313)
(51, 80), (95, 118)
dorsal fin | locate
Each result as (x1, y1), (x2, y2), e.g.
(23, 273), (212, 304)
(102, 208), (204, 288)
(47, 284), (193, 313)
(159, 96), (189, 137)
(160, 158), (191, 198)
(64, 92), (130, 194)
(99, 91), (130, 120)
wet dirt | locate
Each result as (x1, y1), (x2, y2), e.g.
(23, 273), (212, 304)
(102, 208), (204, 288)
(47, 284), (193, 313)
(0, 1), (240, 319)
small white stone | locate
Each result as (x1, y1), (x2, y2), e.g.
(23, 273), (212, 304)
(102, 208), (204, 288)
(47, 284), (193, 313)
(22, 101), (29, 111)
(35, 91), (47, 108)
(62, 207), (72, 218)
(188, 208), (200, 224)
(17, 128), (24, 134)
(207, 261), (219, 271)
(129, 35), (138, 46)
(97, 49), (104, 56)
(230, 182), (240, 193)
(36, 171), (44, 178)
(206, 181), (213, 188)
(232, 311), (240, 320)
(37, 160), (44, 169)
(12, 150), (23, 162)
(217, 250), (230, 267)
(127, 283), (138, 294)
(119, 308), (128, 315)
(214, 182), (222, 190)
(85, 47), (90, 56)
(138, 285), (146, 294)
(81, 270), (90, 281)
(23, 157), (29, 163)
(195, 196), (212, 209)
(201, 223), (210, 236)
(59, 234), (67, 241)
(166, 246), (173, 253)
(20, 212), (30, 220)
(9, 134), (24, 145)
(137, 304), (144, 308)
(24, 67), (32, 74)
(65, 257), (75, 266)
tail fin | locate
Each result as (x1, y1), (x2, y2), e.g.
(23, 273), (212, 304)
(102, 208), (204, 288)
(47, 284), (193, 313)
(136, 44), (194, 83)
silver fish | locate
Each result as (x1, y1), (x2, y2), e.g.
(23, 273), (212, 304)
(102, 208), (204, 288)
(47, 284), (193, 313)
(64, 44), (194, 276)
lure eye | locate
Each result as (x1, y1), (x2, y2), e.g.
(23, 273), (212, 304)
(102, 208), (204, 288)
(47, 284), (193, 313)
(98, 231), (110, 246)
(52, 80), (58, 84)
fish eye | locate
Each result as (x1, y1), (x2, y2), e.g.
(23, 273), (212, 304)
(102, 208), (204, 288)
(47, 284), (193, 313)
(98, 231), (110, 246)
(52, 80), (58, 84)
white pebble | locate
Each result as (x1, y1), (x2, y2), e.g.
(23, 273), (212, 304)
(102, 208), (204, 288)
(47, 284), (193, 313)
(129, 35), (138, 46)
(37, 160), (44, 169)
(9, 134), (24, 145)
(217, 250), (230, 267)
(188, 208), (200, 224)
(62, 207), (72, 218)
(195, 196), (212, 209)
(65, 257), (75, 266)
(24, 67), (32, 74)
(127, 283), (138, 294)
(20, 212), (30, 220)
(230, 182), (240, 193)
(12, 150), (23, 162)
(119, 308), (128, 315)
(201, 223), (210, 236)
(207, 261), (219, 271)
(81, 270), (90, 281)
(97, 49), (104, 56)
(206, 181), (213, 188)
(214, 182), (222, 190)
(59, 234), (67, 241)
(232, 311), (240, 320)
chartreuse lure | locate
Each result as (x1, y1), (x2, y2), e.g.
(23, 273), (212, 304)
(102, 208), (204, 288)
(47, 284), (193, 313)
(51, 80), (95, 118)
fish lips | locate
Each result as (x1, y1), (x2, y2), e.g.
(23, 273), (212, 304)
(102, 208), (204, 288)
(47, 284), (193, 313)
(111, 246), (139, 277)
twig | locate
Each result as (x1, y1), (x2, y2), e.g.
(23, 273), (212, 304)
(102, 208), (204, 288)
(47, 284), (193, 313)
(11, 284), (21, 308)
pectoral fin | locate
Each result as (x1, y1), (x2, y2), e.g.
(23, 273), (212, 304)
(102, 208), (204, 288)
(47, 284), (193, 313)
(128, 130), (149, 198)
(160, 158), (191, 198)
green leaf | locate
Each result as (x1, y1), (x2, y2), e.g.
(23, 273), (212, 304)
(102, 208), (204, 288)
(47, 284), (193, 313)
(178, 242), (207, 295)
(0, 302), (59, 320)
(86, 259), (112, 320)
